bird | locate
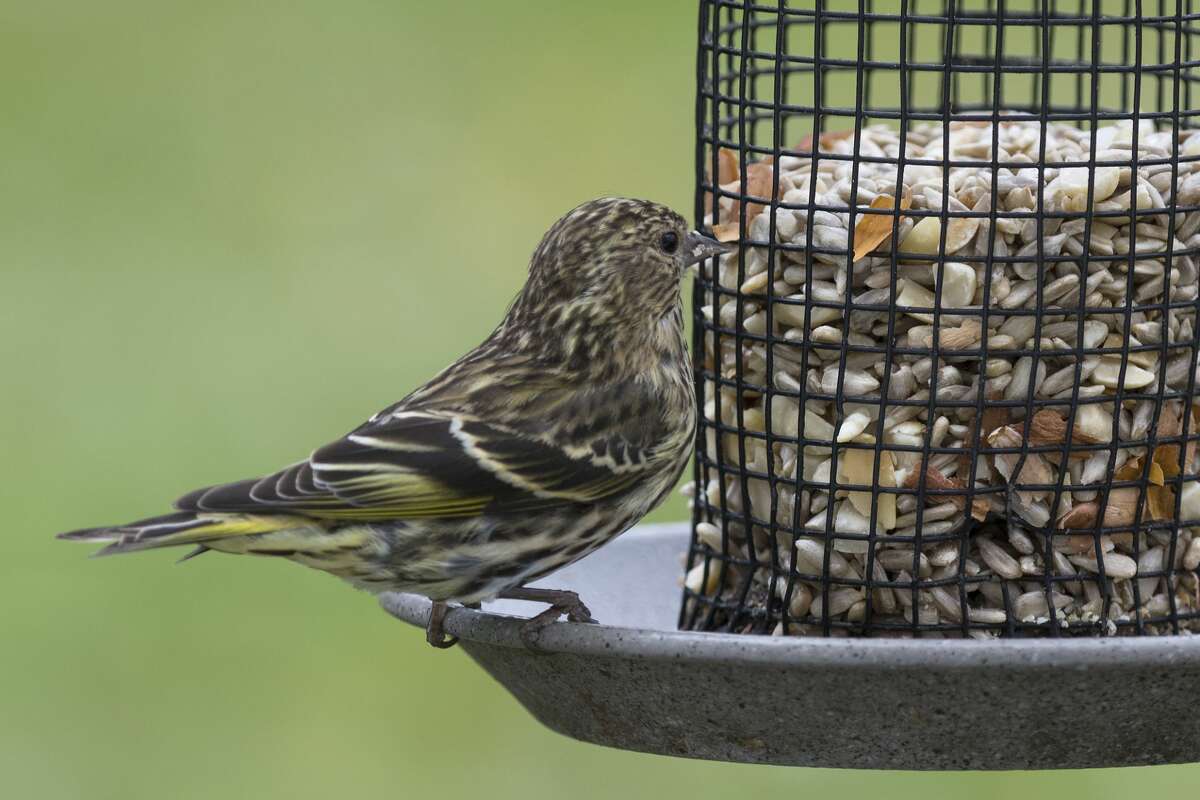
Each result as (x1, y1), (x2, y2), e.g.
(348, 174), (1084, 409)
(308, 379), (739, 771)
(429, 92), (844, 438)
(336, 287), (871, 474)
(59, 197), (729, 649)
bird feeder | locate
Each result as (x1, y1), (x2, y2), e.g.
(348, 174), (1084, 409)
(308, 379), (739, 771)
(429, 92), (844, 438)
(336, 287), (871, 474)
(689, 0), (1200, 639)
(385, 0), (1200, 769)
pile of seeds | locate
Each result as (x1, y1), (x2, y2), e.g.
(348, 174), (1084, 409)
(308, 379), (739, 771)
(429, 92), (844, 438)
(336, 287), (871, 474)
(687, 118), (1200, 637)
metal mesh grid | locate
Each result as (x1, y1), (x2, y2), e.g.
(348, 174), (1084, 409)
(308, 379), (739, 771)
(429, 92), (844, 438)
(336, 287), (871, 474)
(684, 0), (1200, 637)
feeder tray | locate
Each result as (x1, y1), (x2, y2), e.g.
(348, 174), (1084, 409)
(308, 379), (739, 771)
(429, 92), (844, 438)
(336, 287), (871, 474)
(380, 522), (1200, 770)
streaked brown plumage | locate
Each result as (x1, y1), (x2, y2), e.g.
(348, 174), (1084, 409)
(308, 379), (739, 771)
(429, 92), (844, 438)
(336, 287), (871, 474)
(59, 197), (728, 648)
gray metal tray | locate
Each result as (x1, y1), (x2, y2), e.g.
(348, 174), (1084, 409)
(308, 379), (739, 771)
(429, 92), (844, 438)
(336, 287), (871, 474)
(379, 522), (1200, 770)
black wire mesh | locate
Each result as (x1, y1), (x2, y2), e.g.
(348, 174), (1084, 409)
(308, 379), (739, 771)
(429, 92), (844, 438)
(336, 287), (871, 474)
(684, 0), (1200, 637)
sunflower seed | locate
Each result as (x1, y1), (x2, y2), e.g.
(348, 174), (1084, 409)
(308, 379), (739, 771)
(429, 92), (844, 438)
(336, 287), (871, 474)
(977, 537), (1023, 579)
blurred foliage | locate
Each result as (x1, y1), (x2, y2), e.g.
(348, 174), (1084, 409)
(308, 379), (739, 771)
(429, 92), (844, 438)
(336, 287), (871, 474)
(3, 1), (1195, 797)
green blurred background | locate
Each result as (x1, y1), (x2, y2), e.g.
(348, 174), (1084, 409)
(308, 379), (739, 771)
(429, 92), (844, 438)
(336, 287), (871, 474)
(4, 1), (1195, 797)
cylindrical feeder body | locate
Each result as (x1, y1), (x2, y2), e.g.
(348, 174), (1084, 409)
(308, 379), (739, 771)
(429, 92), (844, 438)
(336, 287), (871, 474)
(686, 0), (1200, 638)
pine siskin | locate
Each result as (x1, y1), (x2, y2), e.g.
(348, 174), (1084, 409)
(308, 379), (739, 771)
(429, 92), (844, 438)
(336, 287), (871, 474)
(59, 197), (728, 649)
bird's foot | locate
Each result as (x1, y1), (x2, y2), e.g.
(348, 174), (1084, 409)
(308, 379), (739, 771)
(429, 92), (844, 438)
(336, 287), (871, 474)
(424, 601), (481, 649)
(425, 601), (459, 649)
(497, 587), (598, 651)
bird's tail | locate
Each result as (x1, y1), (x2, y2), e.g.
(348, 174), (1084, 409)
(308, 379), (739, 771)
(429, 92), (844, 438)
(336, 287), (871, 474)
(57, 511), (308, 558)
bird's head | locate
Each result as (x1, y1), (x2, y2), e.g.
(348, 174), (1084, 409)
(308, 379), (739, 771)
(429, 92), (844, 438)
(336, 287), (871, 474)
(504, 197), (728, 365)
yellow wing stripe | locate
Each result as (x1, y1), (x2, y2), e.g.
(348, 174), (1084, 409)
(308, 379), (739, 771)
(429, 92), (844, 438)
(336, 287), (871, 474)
(148, 514), (310, 546)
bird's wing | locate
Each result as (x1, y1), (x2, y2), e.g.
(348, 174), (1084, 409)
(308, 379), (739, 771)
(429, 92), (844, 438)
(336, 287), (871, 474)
(173, 399), (664, 521)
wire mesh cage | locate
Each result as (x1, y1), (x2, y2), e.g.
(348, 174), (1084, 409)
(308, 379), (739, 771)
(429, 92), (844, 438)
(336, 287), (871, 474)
(684, 0), (1200, 638)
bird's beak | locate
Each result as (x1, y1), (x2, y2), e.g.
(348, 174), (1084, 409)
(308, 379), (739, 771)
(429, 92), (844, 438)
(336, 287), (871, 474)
(683, 230), (733, 265)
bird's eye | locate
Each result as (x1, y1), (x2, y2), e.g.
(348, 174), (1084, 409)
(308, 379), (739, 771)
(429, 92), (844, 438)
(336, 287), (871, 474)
(659, 231), (679, 254)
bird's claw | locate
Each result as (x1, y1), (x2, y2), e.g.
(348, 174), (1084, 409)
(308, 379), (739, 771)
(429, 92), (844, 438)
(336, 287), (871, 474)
(564, 598), (598, 625)
(425, 601), (459, 649)
(427, 630), (459, 649)
(513, 590), (598, 651)
(424, 601), (484, 649)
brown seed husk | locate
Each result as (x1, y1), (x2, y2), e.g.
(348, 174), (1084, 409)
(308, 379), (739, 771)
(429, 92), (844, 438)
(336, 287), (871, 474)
(713, 221), (742, 243)
(979, 400), (1011, 443)
(1054, 500), (1109, 553)
(1026, 409), (1104, 448)
(1102, 487), (1140, 528)
(711, 160), (780, 237)
(1058, 502), (1099, 529)
(852, 193), (913, 261)
(704, 148), (742, 214)
(1028, 410), (1068, 447)
(923, 319), (982, 351)
(1101, 457), (1147, 528)
(717, 147), (739, 186)
(903, 460), (988, 520)
(742, 161), (777, 221)
(1148, 484), (1176, 521)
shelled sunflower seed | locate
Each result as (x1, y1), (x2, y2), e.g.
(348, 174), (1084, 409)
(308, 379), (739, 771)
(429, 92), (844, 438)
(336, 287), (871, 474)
(688, 118), (1200, 637)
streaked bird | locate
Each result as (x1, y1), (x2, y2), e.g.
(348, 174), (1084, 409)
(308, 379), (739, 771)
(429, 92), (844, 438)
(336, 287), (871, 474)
(60, 197), (727, 648)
